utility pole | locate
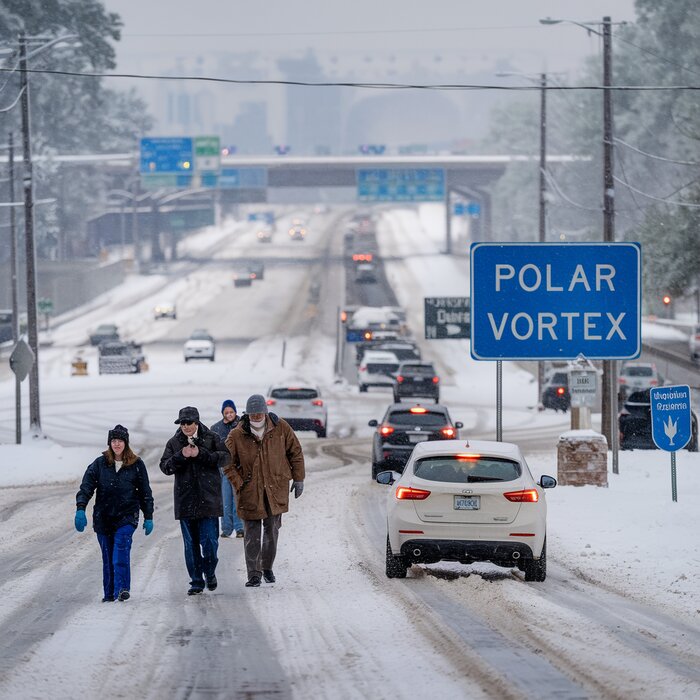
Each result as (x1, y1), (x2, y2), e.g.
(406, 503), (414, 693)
(8, 132), (21, 443)
(600, 16), (618, 472)
(19, 32), (41, 434)
(537, 72), (548, 407)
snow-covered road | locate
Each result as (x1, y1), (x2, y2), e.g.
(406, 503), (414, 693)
(0, 206), (698, 699)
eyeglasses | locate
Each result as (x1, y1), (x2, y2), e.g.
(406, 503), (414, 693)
(180, 420), (196, 426)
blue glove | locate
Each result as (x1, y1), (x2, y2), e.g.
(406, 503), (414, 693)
(290, 481), (304, 499)
(75, 510), (87, 532)
(143, 519), (153, 536)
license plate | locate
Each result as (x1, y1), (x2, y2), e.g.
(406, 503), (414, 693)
(454, 495), (480, 510)
(408, 434), (425, 443)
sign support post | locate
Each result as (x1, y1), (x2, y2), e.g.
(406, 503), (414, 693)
(671, 452), (677, 503)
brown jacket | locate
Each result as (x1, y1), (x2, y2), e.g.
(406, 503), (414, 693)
(224, 413), (305, 520)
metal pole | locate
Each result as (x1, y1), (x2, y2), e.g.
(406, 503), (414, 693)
(131, 180), (140, 272)
(8, 132), (21, 444)
(445, 186), (452, 254)
(671, 452), (677, 502)
(496, 360), (502, 441)
(19, 32), (41, 434)
(600, 16), (618, 471)
(537, 73), (547, 408)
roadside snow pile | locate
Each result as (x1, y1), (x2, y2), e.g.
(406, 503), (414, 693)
(0, 442), (95, 487)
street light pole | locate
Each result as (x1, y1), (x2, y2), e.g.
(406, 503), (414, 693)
(8, 132), (21, 443)
(537, 72), (547, 408)
(19, 32), (41, 434)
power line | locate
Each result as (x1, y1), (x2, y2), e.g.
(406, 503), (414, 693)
(613, 137), (700, 166)
(613, 174), (700, 208)
(1, 65), (700, 91)
(0, 85), (24, 113)
(543, 168), (603, 212)
(614, 33), (700, 79)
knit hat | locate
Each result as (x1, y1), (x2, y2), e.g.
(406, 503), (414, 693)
(221, 399), (236, 414)
(175, 406), (200, 424)
(245, 394), (268, 415)
(108, 424), (129, 447)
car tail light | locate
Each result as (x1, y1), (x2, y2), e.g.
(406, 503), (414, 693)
(503, 489), (539, 502)
(396, 486), (431, 500)
(312, 399), (323, 406)
(250, 273), (257, 279)
(379, 425), (394, 436)
(364, 331), (372, 340)
(456, 453), (481, 460)
(556, 387), (565, 396)
(396, 375), (404, 383)
(360, 365), (367, 372)
(266, 399), (276, 406)
(409, 406), (427, 414)
(618, 377), (626, 384)
(650, 379), (658, 386)
(509, 533), (535, 537)
(432, 376), (440, 384)
(441, 427), (456, 438)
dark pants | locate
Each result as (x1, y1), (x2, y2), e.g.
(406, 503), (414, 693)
(97, 524), (136, 599)
(221, 470), (243, 535)
(180, 517), (219, 590)
(243, 514), (282, 579)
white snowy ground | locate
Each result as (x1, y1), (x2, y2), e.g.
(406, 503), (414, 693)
(0, 204), (698, 698)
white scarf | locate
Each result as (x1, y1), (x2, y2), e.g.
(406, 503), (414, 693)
(250, 418), (266, 439)
(115, 460), (123, 472)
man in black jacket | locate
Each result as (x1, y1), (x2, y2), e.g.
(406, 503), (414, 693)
(160, 406), (227, 595)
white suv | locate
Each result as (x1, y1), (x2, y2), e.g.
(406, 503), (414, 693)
(357, 350), (400, 392)
(266, 383), (328, 437)
(377, 440), (556, 581)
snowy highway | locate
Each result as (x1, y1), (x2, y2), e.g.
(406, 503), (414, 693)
(0, 207), (699, 699)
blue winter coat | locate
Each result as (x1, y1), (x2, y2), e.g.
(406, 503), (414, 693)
(76, 453), (154, 535)
(211, 416), (240, 468)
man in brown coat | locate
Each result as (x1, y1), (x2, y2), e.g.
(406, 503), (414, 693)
(224, 394), (305, 587)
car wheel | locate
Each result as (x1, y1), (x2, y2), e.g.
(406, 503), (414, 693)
(359, 384), (367, 393)
(393, 394), (399, 403)
(210, 356), (215, 362)
(184, 357), (189, 363)
(385, 535), (408, 579)
(317, 427), (327, 438)
(523, 538), (547, 582)
(435, 396), (439, 404)
(371, 462), (381, 480)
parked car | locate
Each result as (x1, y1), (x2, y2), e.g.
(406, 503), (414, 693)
(357, 350), (400, 392)
(184, 329), (215, 362)
(368, 403), (463, 477)
(393, 362), (440, 403)
(98, 341), (145, 374)
(690, 325), (700, 362)
(89, 323), (120, 346)
(619, 388), (698, 451)
(618, 362), (663, 399)
(153, 301), (177, 320)
(266, 383), (328, 437)
(377, 439), (555, 581)
(541, 372), (570, 412)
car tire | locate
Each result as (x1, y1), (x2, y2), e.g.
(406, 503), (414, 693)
(385, 535), (408, 579)
(371, 462), (382, 480)
(393, 394), (400, 403)
(359, 384), (367, 393)
(523, 538), (547, 582)
(317, 427), (327, 438)
(184, 357), (189, 363)
(210, 356), (215, 362)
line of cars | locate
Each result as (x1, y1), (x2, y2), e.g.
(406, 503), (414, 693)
(88, 324), (146, 375)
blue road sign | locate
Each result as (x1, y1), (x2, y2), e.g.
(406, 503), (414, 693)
(357, 168), (445, 202)
(219, 168), (268, 189)
(650, 385), (692, 451)
(140, 137), (194, 174)
(470, 242), (641, 360)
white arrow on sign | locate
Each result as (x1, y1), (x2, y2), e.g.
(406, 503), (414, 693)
(446, 323), (462, 336)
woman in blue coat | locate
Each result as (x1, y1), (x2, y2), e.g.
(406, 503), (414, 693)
(75, 425), (154, 602)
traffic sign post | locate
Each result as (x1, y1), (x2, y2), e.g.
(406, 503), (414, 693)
(470, 243), (641, 360)
(424, 297), (470, 339)
(650, 384), (692, 502)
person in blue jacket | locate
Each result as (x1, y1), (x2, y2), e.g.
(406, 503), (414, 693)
(75, 425), (154, 602)
(210, 399), (244, 538)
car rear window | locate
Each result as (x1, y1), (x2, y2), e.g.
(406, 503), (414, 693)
(623, 366), (653, 377)
(388, 411), (447, 427)
(550, 373), (568, 384)
(367, 363), (399, 373)
(270, 388), (318, 400)
(401, 365), (435, 376)
(413, 455), (522, 483)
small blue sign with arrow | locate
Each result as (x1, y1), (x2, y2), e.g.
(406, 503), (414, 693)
(650, 384), (692, 451)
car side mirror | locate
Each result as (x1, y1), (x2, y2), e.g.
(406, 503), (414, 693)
(539, 475), (557, 489)
(455, 421), (464, 429)
(368, 419), (378, 427)
(376, 470), (397, 485)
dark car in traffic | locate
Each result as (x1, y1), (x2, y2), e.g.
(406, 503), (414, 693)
(393, 362), (440, 403)
(89, 323), (120, 346)
(619, 389), (698, 451)
(541, 372), (570, 412)
(368, 403), (463, 479)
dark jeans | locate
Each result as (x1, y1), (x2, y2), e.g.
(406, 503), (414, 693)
(220, 470), (243, 535)
(97, 524), (136, 599)
(243, 514), (282, 579)
(180, 517), (219, 589)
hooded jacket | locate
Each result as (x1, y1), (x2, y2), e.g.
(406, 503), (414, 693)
(159, 422), (226, 519)
(76, 451), (153, 535)
(210, 415), (240, 468)
(224, 413), (305, 520)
